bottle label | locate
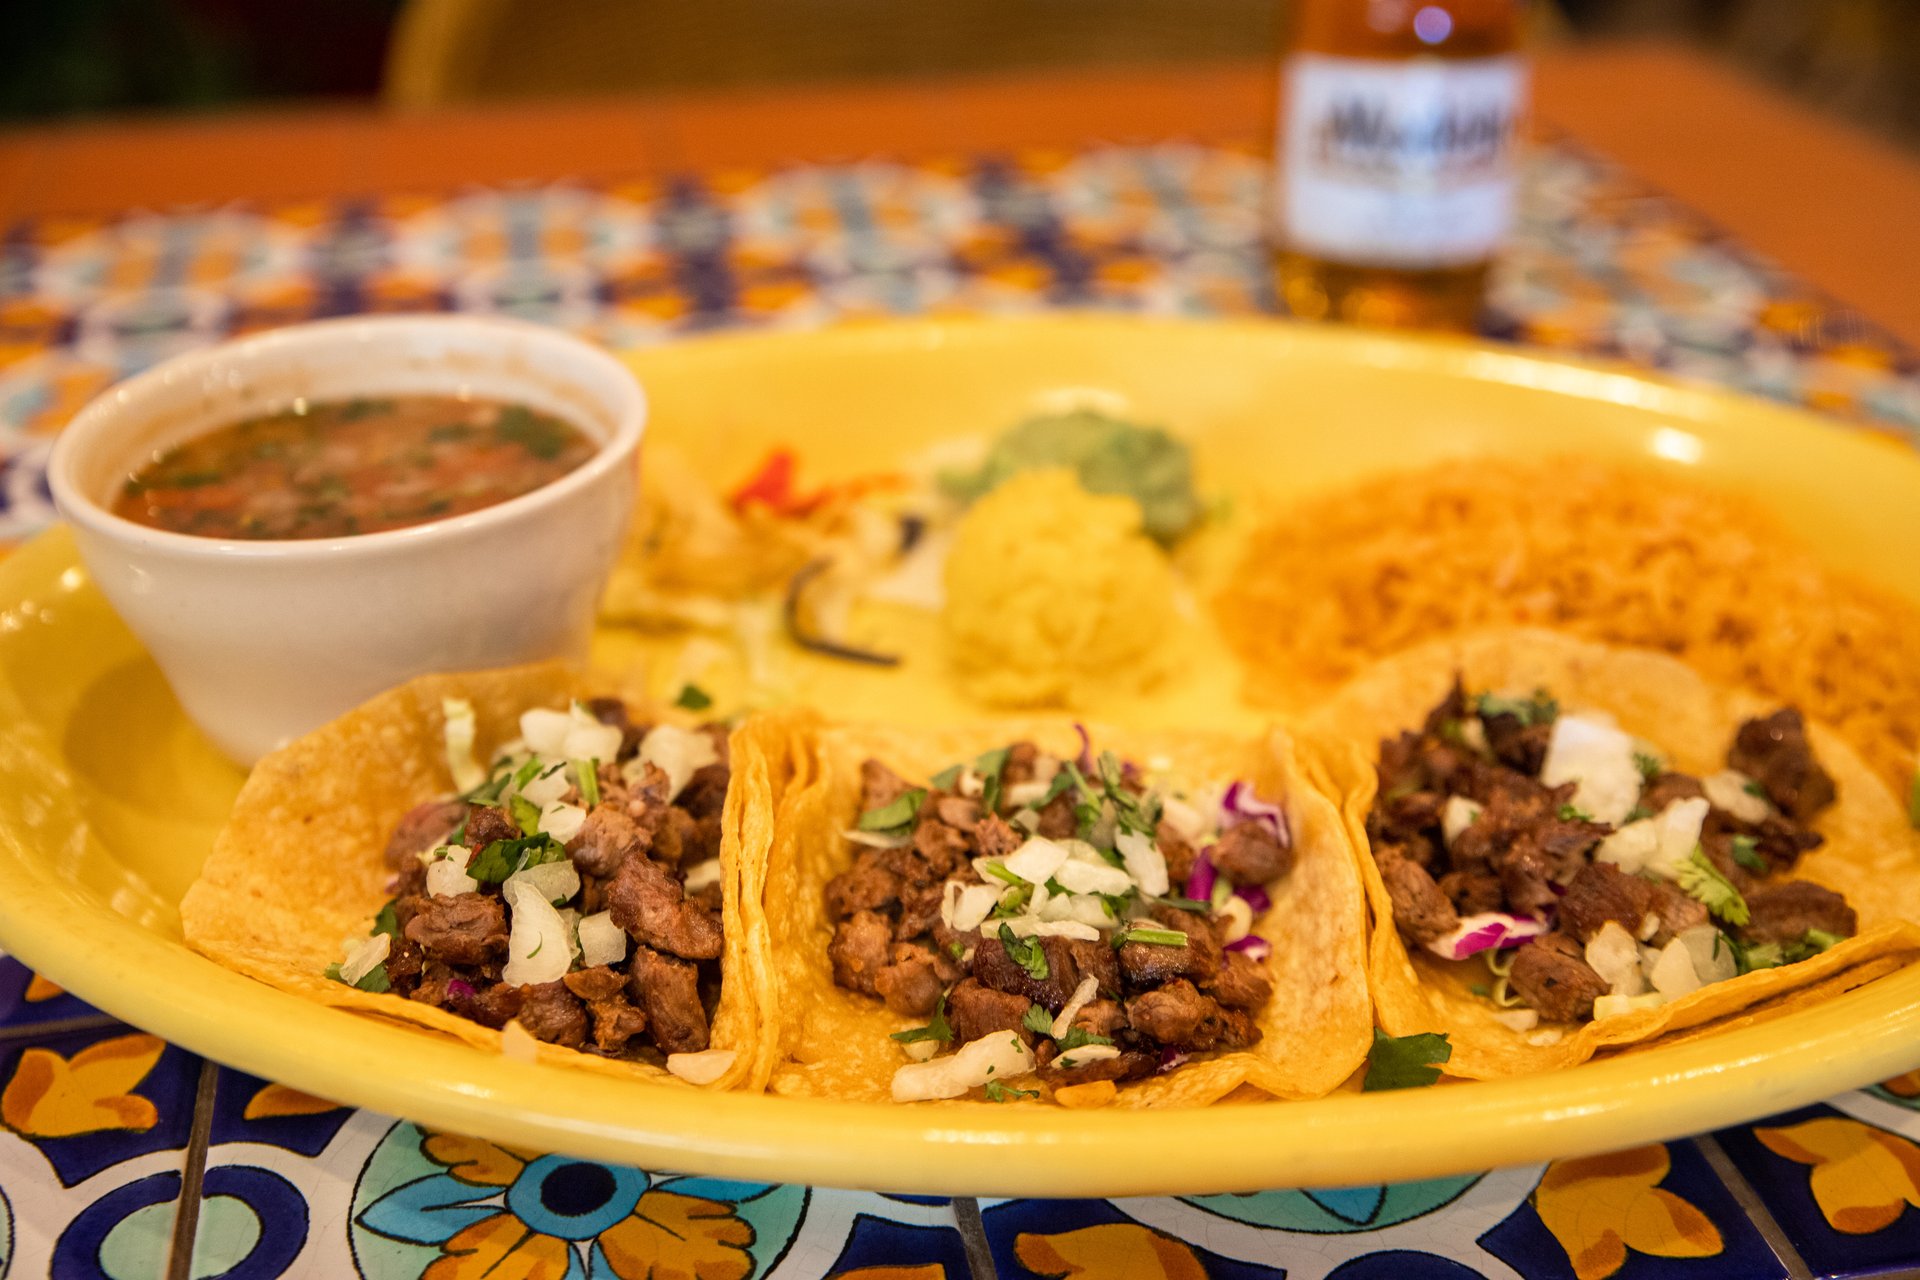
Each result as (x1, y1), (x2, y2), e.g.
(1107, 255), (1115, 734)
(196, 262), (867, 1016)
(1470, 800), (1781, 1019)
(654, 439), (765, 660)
(1280, 53), (1525, 267)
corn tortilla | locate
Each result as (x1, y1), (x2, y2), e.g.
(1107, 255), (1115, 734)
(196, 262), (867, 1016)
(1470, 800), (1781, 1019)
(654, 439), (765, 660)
(180, 663), (791, 1090)
(1306, 628), (1920, 1080)
(748, 717), (1372, 1106)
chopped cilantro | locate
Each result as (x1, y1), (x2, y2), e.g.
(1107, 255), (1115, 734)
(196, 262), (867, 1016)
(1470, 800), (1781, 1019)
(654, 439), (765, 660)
(948, 940), (966, 961)
(857, 788), (927, 833)
(1729, 835), (1768, 873)
(324, 962), (391, 994)
(1476, 689), (1558, 727)
(1803, 928), (1847, 953)
(1675, 847), (1750, 926)
(1022, 1005), (1055, 1036)
(1034, 769), (1077, 810)
(512, 757), (546, 791)
(1438, 718), (1464, 745)
(528, 939), (544, 958)
(372, 901), (400, 940)
(494, 404), (571, 460)
(1624, 806), (1653, 824)
(508, 794), (544, 837)
(930, 764), (963, 791)
(575, 761), (601, 809)
(1634, 752), (1663, 784)
(1057, 1026), (1112, 1052)
(1363, 1028), (1452, 1092)
(469, 834), (565, 883)
(1469, 983), (1490, 998)
(978, 861), (1023, 887)
(890, 992), (954, 1044)
(673, 683), (713, 712)
(1743, 779), (1767, 799)
(975, 747), (1012, 815)
(999, 924), (1050, 980)
(1556, 803), (1593, 823)
(984, 1080), (1039, 1103)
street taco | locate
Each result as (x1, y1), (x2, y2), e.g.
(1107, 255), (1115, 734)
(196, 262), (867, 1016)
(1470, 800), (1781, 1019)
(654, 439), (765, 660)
(753, 718), (1371, 1107)
(181, 663), (788, 1090)
(1307, 629), (1920, 1079)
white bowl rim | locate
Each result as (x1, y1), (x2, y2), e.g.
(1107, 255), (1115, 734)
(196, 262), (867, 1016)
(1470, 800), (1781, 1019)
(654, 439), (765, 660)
(47, 313), (646, 562)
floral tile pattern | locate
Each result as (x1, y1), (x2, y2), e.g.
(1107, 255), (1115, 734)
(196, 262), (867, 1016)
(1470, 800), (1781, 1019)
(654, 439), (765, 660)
(4, 135), (1920, 1277)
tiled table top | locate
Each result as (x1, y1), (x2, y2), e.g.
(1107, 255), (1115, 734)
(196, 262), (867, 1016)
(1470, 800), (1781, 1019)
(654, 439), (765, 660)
(1, 137), (1919, 1279)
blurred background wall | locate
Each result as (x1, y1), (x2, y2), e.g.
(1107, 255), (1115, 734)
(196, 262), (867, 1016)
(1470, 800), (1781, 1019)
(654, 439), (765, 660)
(3, 0), (1916, 150)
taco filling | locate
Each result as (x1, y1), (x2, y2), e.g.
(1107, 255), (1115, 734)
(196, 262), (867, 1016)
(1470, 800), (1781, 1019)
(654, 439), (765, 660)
(1370, 681), (1858, 1027)
(330, 695), (735, 1076)
(823, 738), (1293, 1102)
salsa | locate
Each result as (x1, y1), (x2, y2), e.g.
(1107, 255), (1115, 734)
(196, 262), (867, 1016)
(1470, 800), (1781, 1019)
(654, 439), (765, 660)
(113, 395), (597, 539)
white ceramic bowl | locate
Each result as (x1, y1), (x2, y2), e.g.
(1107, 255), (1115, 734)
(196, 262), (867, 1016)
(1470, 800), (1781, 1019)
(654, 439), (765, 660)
(48, 314), (645, 764)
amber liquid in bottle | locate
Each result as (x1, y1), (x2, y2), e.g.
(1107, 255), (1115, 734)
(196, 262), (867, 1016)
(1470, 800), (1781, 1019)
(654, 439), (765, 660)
(1275, 0), (1527, 332)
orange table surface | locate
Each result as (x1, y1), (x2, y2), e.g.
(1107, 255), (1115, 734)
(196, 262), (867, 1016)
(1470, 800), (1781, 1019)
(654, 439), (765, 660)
(3, 40), (1919, 348)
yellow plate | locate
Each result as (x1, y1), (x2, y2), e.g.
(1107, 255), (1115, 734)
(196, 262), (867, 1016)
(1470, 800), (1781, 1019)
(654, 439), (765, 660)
(4, 315), (1920, 1196)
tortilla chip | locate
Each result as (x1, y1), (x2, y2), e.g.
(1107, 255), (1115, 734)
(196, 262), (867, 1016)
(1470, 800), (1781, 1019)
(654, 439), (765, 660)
(747, 718), (1371, 1107)
(1306, 628), (1920, 1080)
(181, 663), (790, 1090)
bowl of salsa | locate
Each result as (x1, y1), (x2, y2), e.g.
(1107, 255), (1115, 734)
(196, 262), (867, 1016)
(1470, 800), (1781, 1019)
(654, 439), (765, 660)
(48, 314), (645, 764)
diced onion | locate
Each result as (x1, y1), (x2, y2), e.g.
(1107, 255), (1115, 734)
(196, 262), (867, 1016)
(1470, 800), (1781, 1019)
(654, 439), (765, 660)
(577, 910), (628, 968)
(1160, 795), (1210, 844)
(1052, 858), (1132, 896)
(501, 880), (573, 986)
(1491, 1008), (1539, 1032)
(339, 932), (390, 987)
(901, 1038), (939, 1062)
(1592, 992), (1666, 1020)
(891, 1032), (1036, 1102)
(507, 859), (581, 906)
(682, 858), (723, 893)
(1648, 938), (1703, 1000)
(1218, 895), (1253, 944)
(1115, 831), (1169, 898)
(519, 708), (574, 759)
(944, 882), (1001, 934)
(1013, 810), (1041, 833)
(845, 829), (913, 849)
(1584, 921), (1646, 997)
(442, 698), (485, 793)
(518, 765), (570, 810)
(955, 769), (984, 799)
(1003, 781), (1051, 807)
(1702, 770), (1772, 824)
(1597, 798), (1708, 882)
(1057, 1043), (1121, 1070)
(1679, 924), (1738, 986)
(1003, 836), (1070, 886)
(630, 725), (719, 801)
(1541, 714), (1641, 826)
(1049, 976), (1102, 1039)
(539, 802), (588, 845)
(561, 716), (623, 767)
(1442, 796), (1483, 849)
(1039, 893), (1113, 929)
(999, 916), (1101, 941)
(426, 848), (479, 899)
(666, 1048), (737, 1086)
(499, 1018), (539, 1062)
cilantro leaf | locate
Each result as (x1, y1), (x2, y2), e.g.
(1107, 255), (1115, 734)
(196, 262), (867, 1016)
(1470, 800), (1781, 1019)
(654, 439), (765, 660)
(469, 834), (564, 884)
(512, 756), (546, 791)
(1675, 846), (1750, 925)
(1033, 769), (1076, 810)
(983, 1080), (1039, 1103)
(372, 901), (400, 940)
(673, 683), (713, 711)
(1634, 752), (1663, 784)
(975, 746), (1012, 815)
(1476, 689), (1558, 727)
(890, 991), (954, 1044)
(324, 962), (391, 994)
(1363, 1028), (1452, 1091)
(857, 788), (926, 833)
(1021, 1005), (1055, 1036)
(1729, 835), (1768, 873)
(1556, 803), (1593, 823)
(1743, 779), (1767, 799)
(930, 764), (963, 791)
(999, 924), (1050, 980)
(508, 793), (543, 837)
(1803, 928), (1847, 952)
(1057, 1026), (1112, 1052)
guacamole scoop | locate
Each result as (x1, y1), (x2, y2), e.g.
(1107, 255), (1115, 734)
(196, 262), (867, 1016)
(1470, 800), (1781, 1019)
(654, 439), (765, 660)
(943, 410), (1200, 544)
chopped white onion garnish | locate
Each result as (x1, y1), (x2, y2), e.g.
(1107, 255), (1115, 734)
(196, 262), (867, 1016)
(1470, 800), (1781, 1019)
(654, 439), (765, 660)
(1597, 797), (1709, 882)
(1052, 858), (1132, 897)
(1680, 924), (1738, 986)
(1458, 716), (1492, 756)
(1012, 810), (1041, 833)
(1002, 836), (1070, 886)
(507, 859), (581, 906)
(442, 698), (485, 793)
(1584, 921), (1647, 997)
(630, 724), (719, 801)
(999, 916), (1101, 941)
(1218, 895), (1254, 944)
(1647, 938), (1703, 1000)
(956, 768), (984, 799)
(1049, 976), (1101, 1039)
(901, 1038), (939, 1062)
(499, 1018), (539, 1062)
(891, 1031), (1036, 1102)
(1541, 714), (1642, 826)
(1592, 992), (1666, 1020)
(666, 1048), (737, 1086)
(682, 858), (723, 893)
(556, 907), (583, 959)
(518, 766), (570, 810)
(1004, 781), (1051, 808)
(339, 932), (390, 987)
(1115, 831), (1169, 898)
(1702, 769), (1772, 824)
(1441, 796), (1483, 850)
(1160, 794), (1209, 845)
(577, 909), (627, 968)
(426, 848), (479, 899)
(1491, 1008), (1539, 1032)
(519, 708), (574, 759)
(539, 802), (588, 845)
(944, 883), (1000, 934)
(844, 829), (913, 849)
(501, 880), (573, 986)
(561, 713), (623, 767)
(1057, 1043), (1121, 1070)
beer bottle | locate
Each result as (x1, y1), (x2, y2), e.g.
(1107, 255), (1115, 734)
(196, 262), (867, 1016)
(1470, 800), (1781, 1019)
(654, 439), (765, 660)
(1275, 0), (1528, 331)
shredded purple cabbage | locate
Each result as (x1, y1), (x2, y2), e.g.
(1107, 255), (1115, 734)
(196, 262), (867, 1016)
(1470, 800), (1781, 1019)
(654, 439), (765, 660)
(1220, 779), (1291, 848)
(1423, 912), (1548, 962)
(1072, 722), (1094, 773)
(1234, 884), (1272, 916)
(1157, 1047), (1190, 1075)
(1225, 935), (1272, 963)
(447, 978), (476, 1001)
(1185, 850), (1218, 904)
